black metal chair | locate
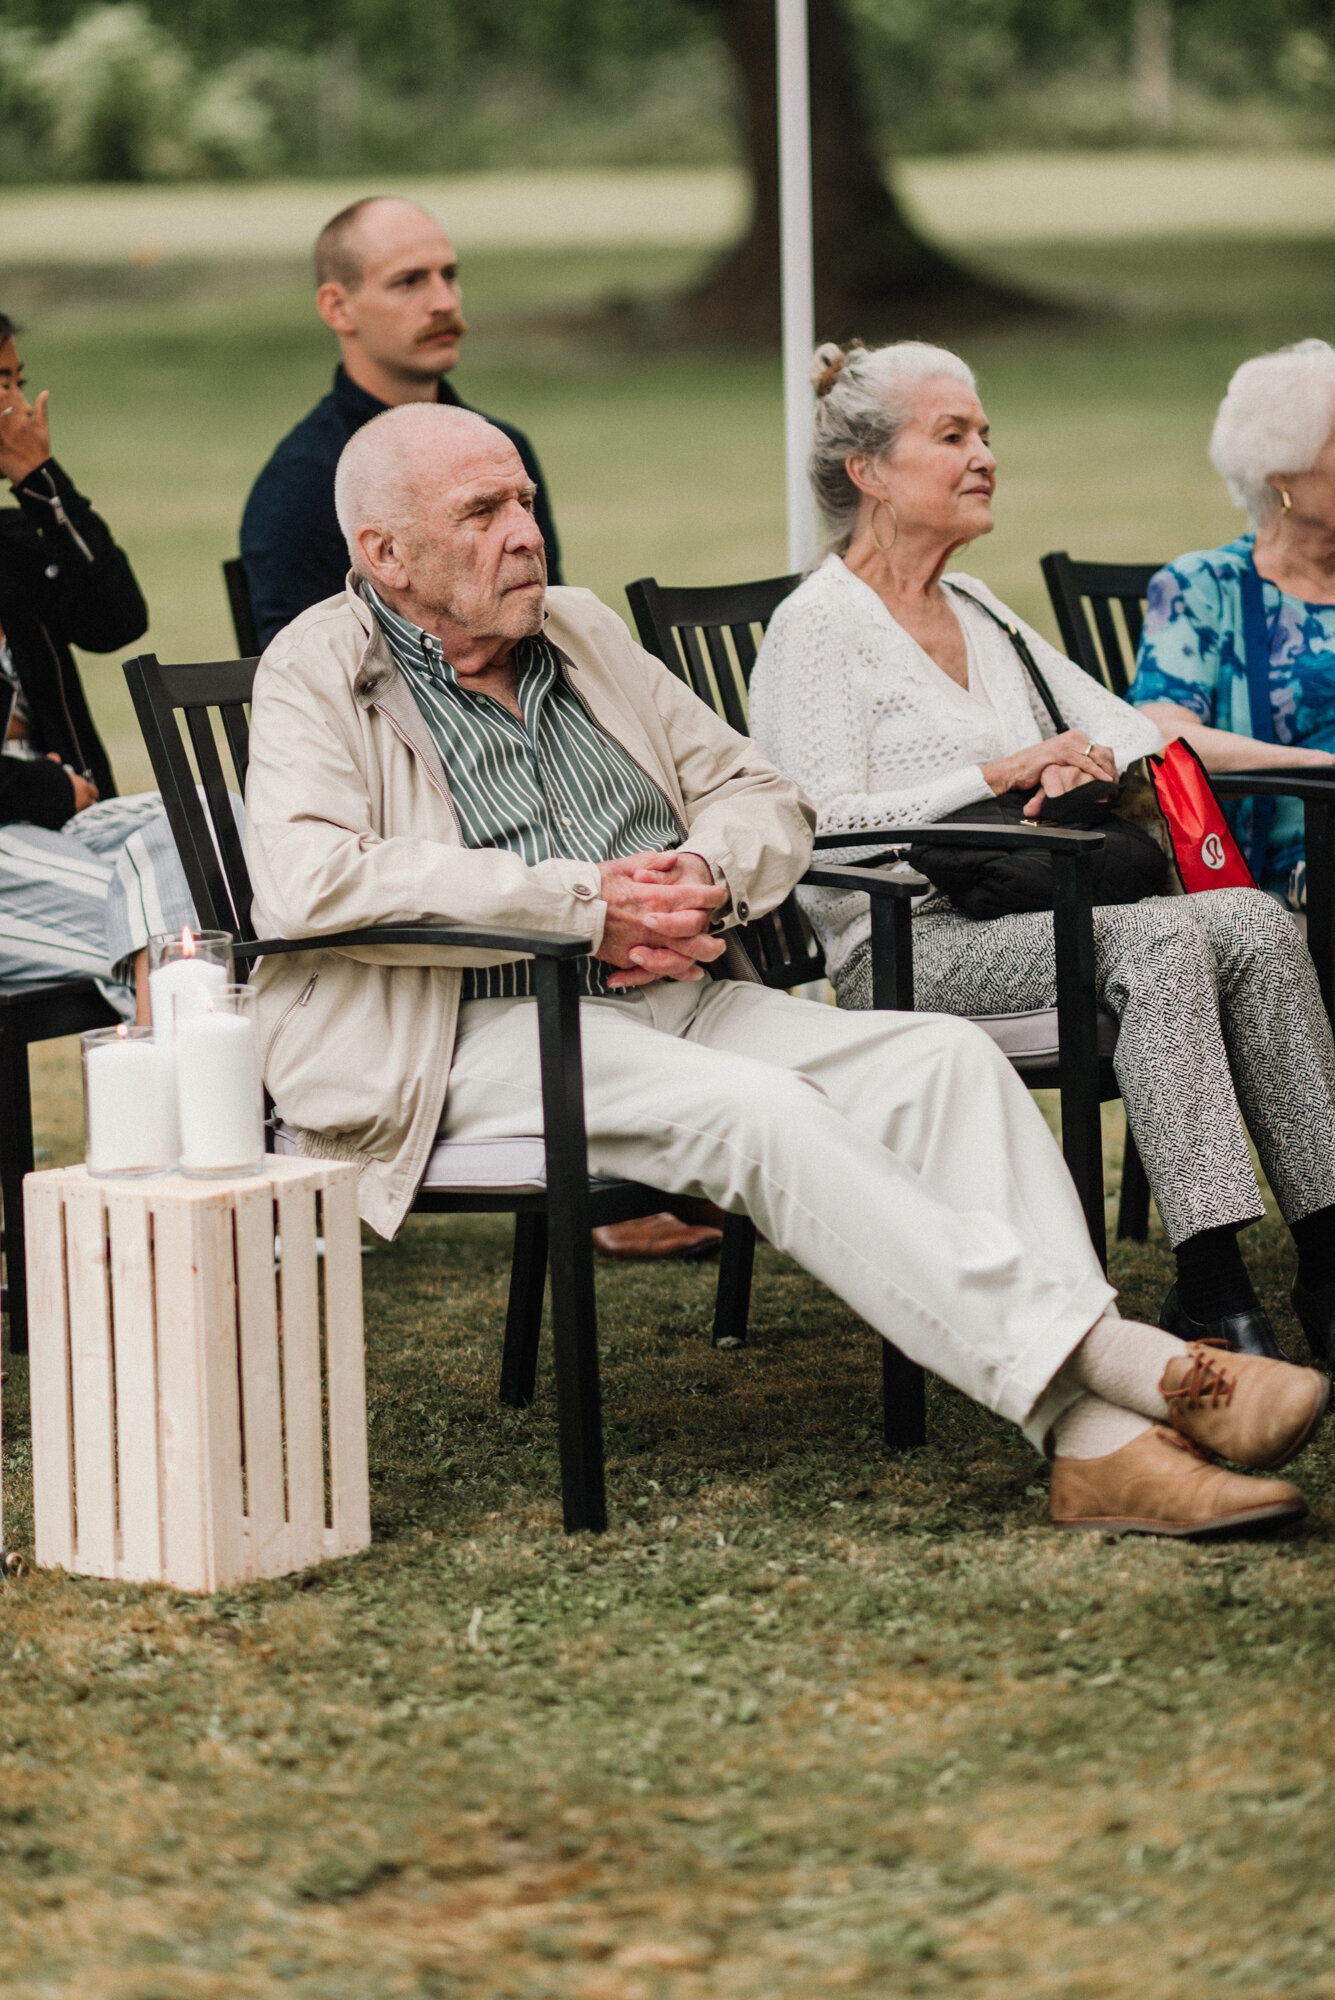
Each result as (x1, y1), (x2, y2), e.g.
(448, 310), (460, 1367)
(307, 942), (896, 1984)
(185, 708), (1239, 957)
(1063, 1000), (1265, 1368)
(1, 980), (119, 1353)
(222, 557), (260, 658)
(121, 647), (928, 1524)
(1043, 550), (1335, 1237)
(626, 573), (1110, 1304)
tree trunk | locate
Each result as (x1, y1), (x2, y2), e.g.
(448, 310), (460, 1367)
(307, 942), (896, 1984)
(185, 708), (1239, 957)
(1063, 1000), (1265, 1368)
(683, 0), (1038, 343)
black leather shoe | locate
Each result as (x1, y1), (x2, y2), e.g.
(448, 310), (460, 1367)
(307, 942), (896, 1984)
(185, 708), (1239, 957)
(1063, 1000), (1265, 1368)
(1160, 1284), (1288, 1362)
(1291, 1278), (1335, 1371)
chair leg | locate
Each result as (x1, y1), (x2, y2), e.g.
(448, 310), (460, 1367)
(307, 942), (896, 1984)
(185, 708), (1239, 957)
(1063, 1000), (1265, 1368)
(882, 1341), (927, 1449)
(712, 1214), (755, 1348)
(499, 1212), (548, 1408)
(0, 1017), (34, 1355)
(1117, 1125), (1152, 1243)
(534, 957), (606, 1534)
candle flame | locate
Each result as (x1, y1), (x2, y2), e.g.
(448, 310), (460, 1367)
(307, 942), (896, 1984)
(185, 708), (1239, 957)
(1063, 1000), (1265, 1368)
(181, 925), (196, 958)
(116, 1023), (128, 1038)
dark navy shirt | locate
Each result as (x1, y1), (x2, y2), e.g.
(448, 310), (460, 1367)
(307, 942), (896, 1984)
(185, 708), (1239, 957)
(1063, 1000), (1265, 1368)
(239, 366), (562, 649)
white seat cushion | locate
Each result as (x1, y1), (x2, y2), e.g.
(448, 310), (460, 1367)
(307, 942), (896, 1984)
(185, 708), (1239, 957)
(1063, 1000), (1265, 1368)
(274, 1124), (549, 1190)
(272, 1126), (635, 1193)
(972, 1007), (1118, 1070)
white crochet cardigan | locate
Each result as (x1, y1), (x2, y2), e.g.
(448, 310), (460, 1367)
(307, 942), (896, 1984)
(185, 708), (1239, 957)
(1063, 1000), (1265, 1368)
(748, 554), (1163, 977)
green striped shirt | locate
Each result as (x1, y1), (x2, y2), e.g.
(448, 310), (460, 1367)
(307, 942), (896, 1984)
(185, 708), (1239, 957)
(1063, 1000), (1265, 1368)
(364, 585), (681, 1000)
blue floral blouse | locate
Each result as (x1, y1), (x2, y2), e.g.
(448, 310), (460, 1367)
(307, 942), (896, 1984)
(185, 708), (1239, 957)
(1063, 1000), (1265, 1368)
(1131, 533), (1335, 904)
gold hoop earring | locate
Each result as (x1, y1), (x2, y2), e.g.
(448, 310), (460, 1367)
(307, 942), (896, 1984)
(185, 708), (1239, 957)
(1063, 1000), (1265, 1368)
(870, 498), (899, 555)
(1281, 487), (1293, 515)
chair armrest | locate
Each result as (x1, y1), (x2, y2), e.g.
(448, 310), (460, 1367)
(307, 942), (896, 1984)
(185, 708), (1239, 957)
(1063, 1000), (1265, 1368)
(1211, 770), (1335, 804)
(232, 923), (593, 964)
(801, 863), (918, 896)
(836, 823), (1106, 854)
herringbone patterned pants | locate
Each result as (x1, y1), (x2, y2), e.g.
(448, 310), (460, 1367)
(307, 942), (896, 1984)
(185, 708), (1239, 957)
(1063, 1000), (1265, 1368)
(835, 888), (1335, 1247)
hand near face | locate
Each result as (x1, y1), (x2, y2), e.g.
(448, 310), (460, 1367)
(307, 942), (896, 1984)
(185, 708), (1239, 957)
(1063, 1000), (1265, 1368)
(596, 849), (727, 989)
(0, 386), (51, 487)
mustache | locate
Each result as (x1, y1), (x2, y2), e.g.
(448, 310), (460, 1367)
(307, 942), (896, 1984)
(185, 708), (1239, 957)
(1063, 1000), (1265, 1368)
(418, 313), (469, 342)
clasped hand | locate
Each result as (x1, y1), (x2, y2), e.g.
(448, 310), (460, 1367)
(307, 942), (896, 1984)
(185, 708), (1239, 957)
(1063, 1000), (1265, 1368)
(596, 850), (728, 989)
(981, 730), (1118, 821)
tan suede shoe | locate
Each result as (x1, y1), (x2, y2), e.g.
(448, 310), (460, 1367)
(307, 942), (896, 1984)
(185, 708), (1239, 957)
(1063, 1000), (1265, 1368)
(1050, 1426), (1306, 1538)
(1160, 1342), (1329, 1470)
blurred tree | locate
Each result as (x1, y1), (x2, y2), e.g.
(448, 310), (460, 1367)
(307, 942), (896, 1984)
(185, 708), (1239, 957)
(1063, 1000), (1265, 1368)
(681, 0), (1026, 342)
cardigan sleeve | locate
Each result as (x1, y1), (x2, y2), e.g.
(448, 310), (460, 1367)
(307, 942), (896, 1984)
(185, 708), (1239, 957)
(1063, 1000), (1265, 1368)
(749, 593), (994, 856)
(952, 577), (1164, 770)
(1013, 613), (1164, 768)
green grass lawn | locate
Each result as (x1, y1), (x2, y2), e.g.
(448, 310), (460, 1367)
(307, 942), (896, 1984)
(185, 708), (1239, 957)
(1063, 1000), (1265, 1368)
(5, 227), (1335, 1997)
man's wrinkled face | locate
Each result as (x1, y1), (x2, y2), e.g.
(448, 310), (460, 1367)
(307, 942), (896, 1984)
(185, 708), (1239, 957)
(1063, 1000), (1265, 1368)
(323, 203), (467, 381)
(397, 430), (547, 647)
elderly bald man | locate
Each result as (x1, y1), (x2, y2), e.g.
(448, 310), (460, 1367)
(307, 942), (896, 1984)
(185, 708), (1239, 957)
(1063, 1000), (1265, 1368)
(240, 194), (561, 651)
(242, 400), (1330, 1538)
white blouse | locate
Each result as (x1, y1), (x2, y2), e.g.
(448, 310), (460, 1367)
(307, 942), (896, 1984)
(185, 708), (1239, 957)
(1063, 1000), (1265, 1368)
(748, 554), (1163, 976)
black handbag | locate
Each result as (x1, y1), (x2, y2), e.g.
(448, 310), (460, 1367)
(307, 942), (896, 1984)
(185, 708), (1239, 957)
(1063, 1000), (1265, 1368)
(906, 587), (1169, 922)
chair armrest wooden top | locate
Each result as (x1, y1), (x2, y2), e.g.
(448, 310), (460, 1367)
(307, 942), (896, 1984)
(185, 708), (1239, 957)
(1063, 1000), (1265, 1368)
(233, 924), (594, 964)
(801, 864), (918, 897)
(1211, 770), (1335, 804)
(815, 824), (1105, 855)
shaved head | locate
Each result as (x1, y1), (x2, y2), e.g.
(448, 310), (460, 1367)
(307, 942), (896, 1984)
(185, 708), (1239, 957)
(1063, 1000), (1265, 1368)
(334, 403), (496, 569)
(315, 196), (440, 290)
(335, 402), (546, 664)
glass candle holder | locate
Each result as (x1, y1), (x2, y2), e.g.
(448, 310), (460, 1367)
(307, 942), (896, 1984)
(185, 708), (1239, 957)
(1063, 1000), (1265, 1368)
(174, 984), (265, 1179)
(82, 1025), (177, 1178)
(147, 928), (235, 1044)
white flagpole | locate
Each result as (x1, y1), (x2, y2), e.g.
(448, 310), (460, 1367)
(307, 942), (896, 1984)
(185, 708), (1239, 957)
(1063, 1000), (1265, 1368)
(776, 0), (817, 573)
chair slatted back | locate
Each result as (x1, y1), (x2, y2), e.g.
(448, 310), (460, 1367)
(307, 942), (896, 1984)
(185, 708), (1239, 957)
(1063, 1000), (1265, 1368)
(624, 574), (823, 990)
(223, 557), (261, 658)
(1040, 552), (1161, 698)
(123, 654), (259, 944)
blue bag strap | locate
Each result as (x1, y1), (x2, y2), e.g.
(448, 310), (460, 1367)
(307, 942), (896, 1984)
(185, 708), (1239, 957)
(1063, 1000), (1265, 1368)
(1238, 556), (1276, 878)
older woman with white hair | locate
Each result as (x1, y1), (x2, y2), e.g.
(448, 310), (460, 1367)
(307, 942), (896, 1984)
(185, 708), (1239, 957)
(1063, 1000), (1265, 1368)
(1132, 339), (1335, 911)
(749, 338), (1335, 1384)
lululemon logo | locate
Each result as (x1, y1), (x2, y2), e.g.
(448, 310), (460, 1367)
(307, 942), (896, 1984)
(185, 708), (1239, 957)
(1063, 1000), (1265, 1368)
(1201, 832), (1227, 871)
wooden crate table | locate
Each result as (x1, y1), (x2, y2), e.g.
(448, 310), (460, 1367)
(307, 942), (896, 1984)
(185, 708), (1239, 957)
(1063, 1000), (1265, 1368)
(23, 1157), (370, 1590)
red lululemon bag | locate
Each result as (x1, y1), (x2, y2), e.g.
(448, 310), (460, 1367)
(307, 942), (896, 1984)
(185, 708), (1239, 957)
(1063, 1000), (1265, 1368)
(1148, 737), (1256, 894)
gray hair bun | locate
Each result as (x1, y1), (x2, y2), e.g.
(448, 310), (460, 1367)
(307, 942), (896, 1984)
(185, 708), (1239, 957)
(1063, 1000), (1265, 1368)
(810, 342), (849, 398)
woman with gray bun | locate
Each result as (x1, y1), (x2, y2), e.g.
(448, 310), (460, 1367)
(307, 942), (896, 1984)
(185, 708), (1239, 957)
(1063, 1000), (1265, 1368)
(748, 338), (1335, 1378)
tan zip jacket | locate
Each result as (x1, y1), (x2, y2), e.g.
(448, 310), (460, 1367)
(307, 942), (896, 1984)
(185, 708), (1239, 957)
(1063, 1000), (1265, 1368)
(244, 578), (815, 1237)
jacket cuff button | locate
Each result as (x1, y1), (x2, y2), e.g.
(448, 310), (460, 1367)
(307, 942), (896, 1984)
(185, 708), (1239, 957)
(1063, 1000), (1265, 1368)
(736, 900), (749, 921)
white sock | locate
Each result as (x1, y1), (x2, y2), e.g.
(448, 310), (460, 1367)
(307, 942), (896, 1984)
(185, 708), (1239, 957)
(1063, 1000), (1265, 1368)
(1066, 1312), (1187, 1421)
(1051, 1392), (1151, 1460)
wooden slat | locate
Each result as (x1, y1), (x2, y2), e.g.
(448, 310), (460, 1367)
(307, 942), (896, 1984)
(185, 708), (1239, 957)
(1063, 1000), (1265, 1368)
(319, 1168), (371, 1557)
(194, 1193), (245, 1590)
(233, 1180), (287, 1577)
(276, 1176), (324, 1567)
(63, 1181), (117, 1578)
(24, 1175), (74, 1570)
(106, 1194), (162, 1582)
(152, 1195), (210, 1592)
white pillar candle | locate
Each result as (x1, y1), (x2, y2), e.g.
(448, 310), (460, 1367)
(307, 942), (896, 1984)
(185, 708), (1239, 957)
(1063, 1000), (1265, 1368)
(85, 1037), (177, 1175)
(149, 954), (229, 1046)
(175, 1011), (264, 1175)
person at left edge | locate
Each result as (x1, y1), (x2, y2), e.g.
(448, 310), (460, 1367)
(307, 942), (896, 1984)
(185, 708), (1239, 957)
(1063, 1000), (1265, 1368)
(0, 312), (208, 1019)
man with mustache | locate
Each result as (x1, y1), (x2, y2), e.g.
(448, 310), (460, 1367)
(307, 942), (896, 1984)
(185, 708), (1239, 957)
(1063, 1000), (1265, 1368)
(239, 196), (562, 654)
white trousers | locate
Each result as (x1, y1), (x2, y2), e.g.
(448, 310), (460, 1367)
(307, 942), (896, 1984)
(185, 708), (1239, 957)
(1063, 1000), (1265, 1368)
(441, 980), (1114, 1450)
